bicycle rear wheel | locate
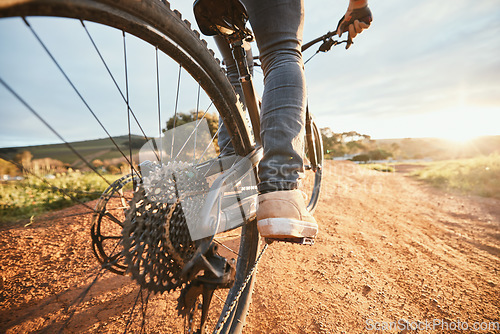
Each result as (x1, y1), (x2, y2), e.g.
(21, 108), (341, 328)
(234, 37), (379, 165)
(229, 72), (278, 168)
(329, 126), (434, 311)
(0, 0), (259, 332)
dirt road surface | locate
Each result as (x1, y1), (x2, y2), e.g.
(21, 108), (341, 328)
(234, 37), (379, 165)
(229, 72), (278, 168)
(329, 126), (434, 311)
(1, 161), (499, 333)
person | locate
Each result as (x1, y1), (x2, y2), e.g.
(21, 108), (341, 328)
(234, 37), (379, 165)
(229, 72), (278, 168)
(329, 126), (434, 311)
(214, 0), (372, 242)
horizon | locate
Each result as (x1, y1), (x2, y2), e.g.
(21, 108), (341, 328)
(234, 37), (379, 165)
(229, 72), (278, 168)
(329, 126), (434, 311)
(3, 132), (500, 150)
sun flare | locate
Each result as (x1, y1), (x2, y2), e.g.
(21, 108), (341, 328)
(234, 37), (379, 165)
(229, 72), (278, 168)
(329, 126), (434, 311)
(420, 106), (499, 143)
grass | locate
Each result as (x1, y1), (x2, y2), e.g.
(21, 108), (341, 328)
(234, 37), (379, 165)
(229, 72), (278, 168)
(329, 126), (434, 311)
(0, 171), (120, 225)
(411, 153), (500, 199)
(361, 163), (395, 173)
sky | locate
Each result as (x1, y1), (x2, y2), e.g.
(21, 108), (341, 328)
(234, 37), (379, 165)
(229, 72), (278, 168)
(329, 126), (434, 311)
(171, 0), (500, 140)
(1, 0), (499, 147)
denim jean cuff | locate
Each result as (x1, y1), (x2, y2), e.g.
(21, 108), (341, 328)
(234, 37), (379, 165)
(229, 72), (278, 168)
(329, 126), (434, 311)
(258, 181), (299, 194)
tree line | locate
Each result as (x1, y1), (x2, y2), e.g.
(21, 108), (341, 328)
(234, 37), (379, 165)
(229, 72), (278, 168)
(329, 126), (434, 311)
(320, 128), (393, 162)
(1, 112), (398, 178)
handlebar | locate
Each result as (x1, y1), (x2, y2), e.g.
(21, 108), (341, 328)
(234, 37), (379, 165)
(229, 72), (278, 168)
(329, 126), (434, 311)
(301, 31), (349, 53)
(252, 31), (349, 65)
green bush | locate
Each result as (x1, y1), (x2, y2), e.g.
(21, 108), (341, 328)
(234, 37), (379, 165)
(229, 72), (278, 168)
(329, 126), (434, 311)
(352, 154), (370, 163)
(0, 171), (119, 224)
(368, 149), (393, 160)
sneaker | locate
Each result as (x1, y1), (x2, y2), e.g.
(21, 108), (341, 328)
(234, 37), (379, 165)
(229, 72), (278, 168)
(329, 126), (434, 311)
(256, 189), (318, 240)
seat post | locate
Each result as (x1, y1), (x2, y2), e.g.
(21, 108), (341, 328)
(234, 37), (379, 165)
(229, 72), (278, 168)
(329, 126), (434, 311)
(230, 40), (261, 146)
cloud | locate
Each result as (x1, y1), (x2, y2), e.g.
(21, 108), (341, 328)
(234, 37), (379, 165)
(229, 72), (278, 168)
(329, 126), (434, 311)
(305, 0), (500, 137)
(1, 0), (499, 147)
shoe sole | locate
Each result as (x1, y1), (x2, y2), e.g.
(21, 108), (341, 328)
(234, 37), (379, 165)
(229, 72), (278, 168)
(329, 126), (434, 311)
(257, 218), (318, 239)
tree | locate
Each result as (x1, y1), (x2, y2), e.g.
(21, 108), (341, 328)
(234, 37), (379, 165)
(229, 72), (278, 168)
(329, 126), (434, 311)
(14, 150), (33, 167)
(106, 165), (120, 174)
(351, 149), (392, 163)
(321, 127), (345, 157)
(164, 110), (219, 138)
(320, 128), (375, 158)
(163, 110), (221, 154)
(346, 140), (367, 153)
(92, 159), (104, 169)
(0, 158), (18, 176)
(119, 161), (132, 174)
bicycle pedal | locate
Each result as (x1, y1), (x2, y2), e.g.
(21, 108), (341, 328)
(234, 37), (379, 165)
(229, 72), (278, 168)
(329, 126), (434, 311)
(264, 237), (314, 245)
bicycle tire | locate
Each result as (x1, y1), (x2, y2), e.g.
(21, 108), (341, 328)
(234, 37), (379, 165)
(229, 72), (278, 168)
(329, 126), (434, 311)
(0, 1), (259, 332)
(305, 118), (323, 213)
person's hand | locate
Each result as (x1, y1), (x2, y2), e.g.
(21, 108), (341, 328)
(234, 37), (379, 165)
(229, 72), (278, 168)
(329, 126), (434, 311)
(336, 0), (372, 49)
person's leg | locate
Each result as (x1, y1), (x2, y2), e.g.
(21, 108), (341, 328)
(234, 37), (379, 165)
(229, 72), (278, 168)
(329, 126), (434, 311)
(242, 0), (317, 240)
(213, 0), (316, 241)
(242, 0), (306, 194)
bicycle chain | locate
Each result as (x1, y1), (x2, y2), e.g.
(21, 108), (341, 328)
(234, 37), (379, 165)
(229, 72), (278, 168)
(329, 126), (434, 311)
(213, 243), (268, 334)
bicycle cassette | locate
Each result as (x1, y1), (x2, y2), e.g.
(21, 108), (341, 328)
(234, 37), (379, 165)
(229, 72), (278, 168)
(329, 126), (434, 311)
(122, 161), (209, 293)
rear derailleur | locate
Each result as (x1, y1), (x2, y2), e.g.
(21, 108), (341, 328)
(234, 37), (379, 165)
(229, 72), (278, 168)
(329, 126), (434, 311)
(177, 243), (236, 334)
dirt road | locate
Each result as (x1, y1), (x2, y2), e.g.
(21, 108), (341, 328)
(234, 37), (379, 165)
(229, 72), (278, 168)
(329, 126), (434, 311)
(1, 161), (499, 333)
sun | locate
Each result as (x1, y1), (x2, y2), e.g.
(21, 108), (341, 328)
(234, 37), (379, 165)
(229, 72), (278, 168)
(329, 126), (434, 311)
(431, 106), (499, 143)
(440, 128), (478, 144)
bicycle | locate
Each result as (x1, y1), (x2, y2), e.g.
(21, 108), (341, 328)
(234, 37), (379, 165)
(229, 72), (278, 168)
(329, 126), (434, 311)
(0, 0), (347, 332)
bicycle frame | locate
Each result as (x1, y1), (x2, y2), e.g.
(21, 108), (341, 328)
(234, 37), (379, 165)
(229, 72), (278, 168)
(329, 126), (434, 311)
(192, 29), (334, 245)
(230, 40), (262, 146)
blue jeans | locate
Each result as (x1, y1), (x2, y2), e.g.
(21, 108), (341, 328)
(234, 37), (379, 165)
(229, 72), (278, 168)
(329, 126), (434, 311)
(216, 0), (306, 194)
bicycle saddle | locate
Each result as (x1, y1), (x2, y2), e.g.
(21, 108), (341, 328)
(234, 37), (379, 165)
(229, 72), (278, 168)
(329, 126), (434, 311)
(193, 0), (252, 38)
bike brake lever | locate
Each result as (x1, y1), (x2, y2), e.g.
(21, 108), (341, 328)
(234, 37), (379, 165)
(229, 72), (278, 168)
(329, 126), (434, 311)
(318, 38), (334, 52)
(317, 38), (349, 53)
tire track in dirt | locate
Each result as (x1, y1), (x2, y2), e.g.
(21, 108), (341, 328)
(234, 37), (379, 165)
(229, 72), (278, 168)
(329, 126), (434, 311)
(1, 161), (499, 333)
(245, 161), (499, 333)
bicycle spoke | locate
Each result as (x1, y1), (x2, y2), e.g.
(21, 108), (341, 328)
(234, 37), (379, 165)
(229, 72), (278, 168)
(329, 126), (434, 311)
(171, 64), (182, 159)
(194, 84), (201, 161)
(172, 105), (213, 162)
(81, 21), (150, 151)
(22, 18), (139, 176)
(155, 46), (163, 163)
(0, 2), (261, 331)
(214, 239), (240, 258)
(0, 77), (112, 186)
(196, 123), (223, 165)
(122, 31), (134, 174)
